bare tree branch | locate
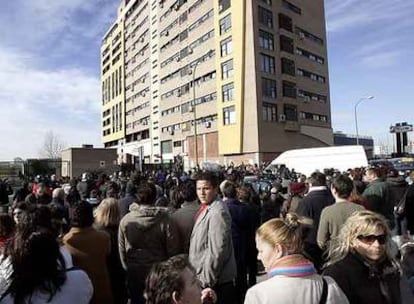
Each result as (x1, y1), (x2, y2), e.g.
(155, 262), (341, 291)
(39, 131), (66, 159)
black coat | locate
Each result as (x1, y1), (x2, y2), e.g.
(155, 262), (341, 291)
(324, 252), (401, 304)
(296, 188), (334, 245)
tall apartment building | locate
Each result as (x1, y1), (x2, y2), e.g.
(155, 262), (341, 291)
(101, 0), (333, 167)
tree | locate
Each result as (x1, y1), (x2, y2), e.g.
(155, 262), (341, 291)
(39, 131), (66, 159)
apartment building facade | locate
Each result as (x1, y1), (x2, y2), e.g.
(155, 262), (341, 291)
(101, 0), (333, 167)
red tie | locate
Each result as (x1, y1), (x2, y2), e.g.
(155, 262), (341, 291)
(195, 203), (208, 221)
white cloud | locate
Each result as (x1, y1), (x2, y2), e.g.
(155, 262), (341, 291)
(326, 0), (414, 32)
(0, 46), (102, 160)
(359, 51), (401, 69)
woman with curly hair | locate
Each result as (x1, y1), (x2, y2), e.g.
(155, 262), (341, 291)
(324, 210), (401, 303)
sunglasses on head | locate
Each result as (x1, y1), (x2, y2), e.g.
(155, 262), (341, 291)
(357, 234), (387, 245)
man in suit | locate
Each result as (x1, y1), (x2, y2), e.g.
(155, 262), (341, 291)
(296, 172), (334, 271)
(189, 171), (237, 304)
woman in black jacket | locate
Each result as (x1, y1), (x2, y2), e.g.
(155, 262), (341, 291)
(324, 210), (401, 304)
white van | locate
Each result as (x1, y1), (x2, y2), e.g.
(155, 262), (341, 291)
(266, 145), (368, 176)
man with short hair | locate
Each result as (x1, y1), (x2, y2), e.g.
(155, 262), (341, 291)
(222, 181), (250, 304)
(189, 172), (236, 304)
(317, 174), (365, 251)
(296, 172), (334, 271)
(362, 167), (394, 229)
(119, 182), (181, 304)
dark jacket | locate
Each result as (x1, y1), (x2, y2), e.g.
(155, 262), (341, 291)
(363, 179), (394, 228)
(226, 198), (250, 265)
(171, 200), (200, 253)
(94, 224), (127, 304)
(261, 193), (284, 223)
(296, 187), (335, 245)
(387, 176), (408, 206)
(324, 252), (401, 304)
(406, 184), (414, 233)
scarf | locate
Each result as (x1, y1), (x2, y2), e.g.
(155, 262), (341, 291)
(268, 254), (317, 278)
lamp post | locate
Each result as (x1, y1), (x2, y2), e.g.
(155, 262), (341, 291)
(191, 50), (213, 169)
(354, 95), (374, 145)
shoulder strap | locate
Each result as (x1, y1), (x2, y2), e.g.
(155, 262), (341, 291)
(397, 188), (409, 208)
(319, 277), (328, 304)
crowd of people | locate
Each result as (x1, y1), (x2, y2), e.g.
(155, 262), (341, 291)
(0, 164), (413, 303)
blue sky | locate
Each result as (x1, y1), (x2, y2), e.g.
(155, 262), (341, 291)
(0, 0), (413, 160)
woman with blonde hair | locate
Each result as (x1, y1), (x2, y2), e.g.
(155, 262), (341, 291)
(95, 198), (127, 304)
(244, 213), (348, 304)
(324, 210), (401, 304)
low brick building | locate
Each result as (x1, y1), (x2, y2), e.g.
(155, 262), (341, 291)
(61, 146), (117, 178)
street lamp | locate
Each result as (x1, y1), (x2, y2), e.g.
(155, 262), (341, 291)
(354, 95), (374, 145)
(190, 49), (214, 169)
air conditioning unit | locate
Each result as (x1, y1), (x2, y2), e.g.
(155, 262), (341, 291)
(304, 96), (310, 102)
(205, 121), (212, 128)
(174, 4), (180, 11)
(165, 31), (169, 37)
(176, 89), (181, 97)
(299, 32), (305, 39)
(141, 92), (146, 97)
(140, 37), (145, 43)
(279, 114), (286, 122)
(188, 48), (193, 54)
(188, 105), (194, 112)
(169, 129), (175, 135)
(175, 56), (181, 62)
(141, 50), (145, 56)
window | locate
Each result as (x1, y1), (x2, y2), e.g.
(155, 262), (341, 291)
(220, 36), (233, 57)
(173, 140), (182, 147)
(281, 58), (295, 76)
(296, 27), (324, 45)
(259, 30), (274, 50)
(221, 59), (234, 79)
(282, 81), (296, 98)
(263, 102), (277, 122)
(258, 6), (273, 28)
(279, 13), (293, 32)
(161, 140), (173, 154)
(219, 0), (231, 13)
(297, 68), (325, 83)
(260, 0), (272, 4)
(262, 78), (277, 99)
(280, 35), (294, 54)
(282, 0), (301, 14)
(284, 104), (297, 121)
(296, 47), (324, 64)
(223, 106), (236, 125)
(222, 82), (235, 101)
(260, 53), (275, 74)
(219, 14), (232, 35)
